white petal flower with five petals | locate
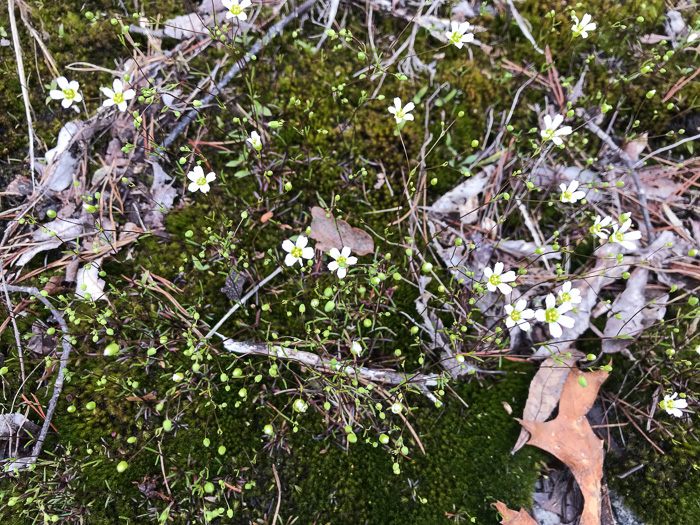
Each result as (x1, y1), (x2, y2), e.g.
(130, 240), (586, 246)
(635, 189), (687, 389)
(388, 97), (415, 124)
(541, 114), (572, 146)
(187, 165), (216, 193)
(660, 392), (688, 418)
(445, 21), (474, 49)
(608, 219), (642, 250)
(327, 246), (357, 279)
(572, 13), (596, 39)
(559, 180), (586, 203)
(282, 235), (314, 267)
(590, 215), (613, 240)
(101, 78), (136, 112)
(558, 281), (582, 309)
(222, 0), (252, 20)
(484, 262), (517, 294)
(535, 293), (575, 338)
(49, 76), (83, 109)
(504, 299), (535, 332)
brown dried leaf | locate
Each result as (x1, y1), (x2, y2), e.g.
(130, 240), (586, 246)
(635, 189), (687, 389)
(512, 350), (579, 453)
(518, 368), (609, 525)
(492, 501), (538, 524)
(309, 206), (374, 255)
(260, 211), (273, 223)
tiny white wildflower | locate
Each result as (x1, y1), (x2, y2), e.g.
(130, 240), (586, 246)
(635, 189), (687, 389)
(590, 215), (613, 240)
(172, 373), (184, 382)
(49, 76), (83, 109)
(559, 180), (586, 203)
(558, 281), (582, 309)
(350, 341), (363, 356)
(293, 399), (308, 413)
(101, 78), (136, 112)
(445, 21), (474, 49)
(282, 235), (314, 267)
(388, 97), (415, 124)
(535, 293), (575, 338)
(608, 219), (642, 250)
(571, 13), (596, 39)
(328, 246), (357, 279)
(187, 165), (216, 193)
(247, 130), (262, 151)
(222, 0), (252, 20)
(391, 403), (403, 414)
(504, 299), (535, 332)
(484, 262), (517, 294)
(660, 392), (688, 418)
(541, 114), (572, 146)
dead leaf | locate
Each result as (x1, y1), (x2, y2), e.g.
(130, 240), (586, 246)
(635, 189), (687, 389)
(429, 172), (488, 224)
(144, 162), (177, 230)
(261, 211), (273, 223)
(76, 259), (107, 302)
(492, 501), (538, 524)
(126, 393), (157, 402)
(602, 268), (667, 359)
(221, 268), (246, 302)
(518, 368), (609, 525)
(513, 350), (580, 453)
(309, 206), (374, 255)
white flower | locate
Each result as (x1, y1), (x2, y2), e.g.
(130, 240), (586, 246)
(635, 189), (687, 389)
(388, 97), (415, 124)
(172, 373), (184, 382)
(328, 246), (358, 279)
(222, 0), (251, 20)
(558, 281), (582, 309)
(49, 76), (83, 109)
(293, 399), (308, 413)
(390, 403), (403, 414)
(572, 13), (596, 39)
(350, 341), (363, 356)
(660, 392), (688, 418)
(484, 262), (517, 294)
(504, 299), (535, 332)
(590, 215), (613, 240)
(696, 344), (700, 356)
(247, 130), (262, 151)
(445, 20), (474, 49)
(535, 293), (575, 338)
(608, 219), (642, 250)
(541, 114), (572, 146)
(282, 235), (314, 267)
(559, 180), (586, 203)
(187, 165), (216, 193)
(101, 78), (136, 112)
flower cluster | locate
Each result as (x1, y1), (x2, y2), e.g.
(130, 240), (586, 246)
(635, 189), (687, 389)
(590, 213), (642, 250)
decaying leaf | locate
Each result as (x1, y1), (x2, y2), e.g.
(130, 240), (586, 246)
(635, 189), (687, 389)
(492, 501), (538, 524)
(602, 268), (667, 359)
(429, 171), (488, 224)
(512, 349), (580, 453)
(75, 260), (107, 302)
(308, 206), (374, 255)
(221, 268), (246, 302)
(518, 368), (609, 525)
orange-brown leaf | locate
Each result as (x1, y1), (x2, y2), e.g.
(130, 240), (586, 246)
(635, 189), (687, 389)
(518, 369), (608, 525)
(492, 501), (538, 524)
(309, 206), (374, 255)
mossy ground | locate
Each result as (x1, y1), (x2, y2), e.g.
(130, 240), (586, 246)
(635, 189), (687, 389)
(1, 0), (699, 523)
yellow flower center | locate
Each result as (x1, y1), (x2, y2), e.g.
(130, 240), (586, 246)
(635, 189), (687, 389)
(510, 310), (521, 322)
(544, 129), (555, 140)
(336, 255), (347, 268)
(230, 4), (243, 15)
(113, 92), (124, 104)
(197, 177), (207, 186)
(396, 109), (405, 119)
(561, 292), (571, 303)
(291, 247), (303, 258)
(489, 274), (501, 286)
(450, 33), (462, 44)
(613, 232), (625, 243)
(63, 88), (76, 100)
(545, 308), (560, 324)
(562, 191), (573, 201)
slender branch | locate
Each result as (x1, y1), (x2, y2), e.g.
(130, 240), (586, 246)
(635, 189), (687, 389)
(8, 0), (35, 189)
(2, 286), (72, 473)
(0, 262), (25, 383)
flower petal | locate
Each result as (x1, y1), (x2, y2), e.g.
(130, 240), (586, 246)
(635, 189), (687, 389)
(328, 261), (339, 272)
(493, 261), (504, 275)
(123, 89), (136, 100)
(549, 322), (563, 338)
(559, 315), (575, 329)
(282, 239), (295, 253)
(284, 253), (298, 267)
(301, 247), (314, 259)
(49, 90), (65, 100)
(112, 78), (123, 93)
(500, 271), (516, 283)
(337, 267), (347, 279)
(346, 256), (357, 265)
(56, 76), (69, 90)
(497, 282), (513, 294)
